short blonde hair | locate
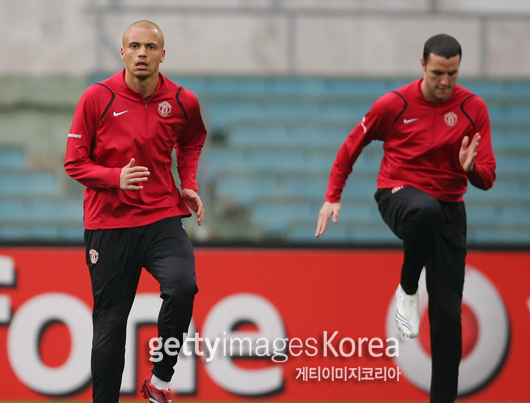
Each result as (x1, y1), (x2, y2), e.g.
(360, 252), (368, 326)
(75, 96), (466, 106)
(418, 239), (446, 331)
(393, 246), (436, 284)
(123, 20), (164, 48)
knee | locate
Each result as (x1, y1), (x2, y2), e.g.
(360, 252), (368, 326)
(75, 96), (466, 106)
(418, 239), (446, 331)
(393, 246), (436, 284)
(162, 267), (198, 306)
(408, 198), (443, 230)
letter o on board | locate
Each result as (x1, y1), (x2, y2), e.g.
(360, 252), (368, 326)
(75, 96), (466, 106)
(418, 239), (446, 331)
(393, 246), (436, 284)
(386, 267), (510, 396)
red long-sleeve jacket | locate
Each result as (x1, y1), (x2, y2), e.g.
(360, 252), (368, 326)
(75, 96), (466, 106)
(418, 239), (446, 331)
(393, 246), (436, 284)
(326, 79), (496, 203)
(65, 70), (207, 229)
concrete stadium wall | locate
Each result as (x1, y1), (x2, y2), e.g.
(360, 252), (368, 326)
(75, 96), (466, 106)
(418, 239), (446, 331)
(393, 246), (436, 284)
(2, 0), (530, 78)
(1, 0), (530, 169)
(0, 75), (86, 170)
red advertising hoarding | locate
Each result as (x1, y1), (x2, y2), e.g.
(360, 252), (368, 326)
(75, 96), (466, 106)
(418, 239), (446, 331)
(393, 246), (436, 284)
(0, 248), (528, 401)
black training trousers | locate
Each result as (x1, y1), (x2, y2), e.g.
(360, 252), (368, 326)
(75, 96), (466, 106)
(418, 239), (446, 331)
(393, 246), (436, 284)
(84, 216), (198, 403)
(375, 186), (466, 403)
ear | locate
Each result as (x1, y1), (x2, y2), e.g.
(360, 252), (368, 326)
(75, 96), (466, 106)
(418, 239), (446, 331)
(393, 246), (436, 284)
(120, 47), (125, 62)
(160, 49), (166, 63)
(420, 58), (427, 73)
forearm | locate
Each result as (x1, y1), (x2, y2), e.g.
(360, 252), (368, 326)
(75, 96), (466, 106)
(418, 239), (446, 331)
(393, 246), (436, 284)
(467, 162), (496, 190)
(176, 152), (200, 191)
(64, 158), (121, 189)
(325, 133), (366, 202)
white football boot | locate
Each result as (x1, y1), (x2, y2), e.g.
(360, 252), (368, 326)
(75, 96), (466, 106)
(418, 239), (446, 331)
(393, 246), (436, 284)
(395, 284), (420, 338)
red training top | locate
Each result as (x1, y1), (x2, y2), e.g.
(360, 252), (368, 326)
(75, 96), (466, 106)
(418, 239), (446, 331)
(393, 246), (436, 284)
(65, 70), (207, 229)
(326, 79), (496, 203)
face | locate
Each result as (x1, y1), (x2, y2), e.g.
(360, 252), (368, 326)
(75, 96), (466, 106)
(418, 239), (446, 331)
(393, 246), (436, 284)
(121, 26), (165, 80)
(421, 53), (460, 102)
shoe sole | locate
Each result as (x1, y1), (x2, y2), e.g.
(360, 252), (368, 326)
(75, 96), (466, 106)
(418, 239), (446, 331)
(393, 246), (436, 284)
(141, 380), (172, 403)
(141, 382), (156, 403)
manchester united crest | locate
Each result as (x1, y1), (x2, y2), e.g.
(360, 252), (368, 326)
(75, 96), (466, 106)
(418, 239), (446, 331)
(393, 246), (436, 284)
(158, 101), (172, 117)
(89, 249), (99, 264)
(444, 112), (458, 126)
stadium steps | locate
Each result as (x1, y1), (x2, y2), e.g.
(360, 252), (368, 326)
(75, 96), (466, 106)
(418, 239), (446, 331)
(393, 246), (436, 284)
(5, 76), (529, 245)
(0, 146), (26, 170)
(0, 147), (83, 242)
(184, 76), (530, 245)
(206, 144), (383, 176)
(175, 76), (411, 98)
(0, 171), (62, 197)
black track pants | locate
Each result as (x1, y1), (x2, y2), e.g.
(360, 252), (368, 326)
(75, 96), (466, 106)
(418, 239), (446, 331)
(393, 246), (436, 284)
(84, 216), (197, 403)
(375, 186), (466, 403)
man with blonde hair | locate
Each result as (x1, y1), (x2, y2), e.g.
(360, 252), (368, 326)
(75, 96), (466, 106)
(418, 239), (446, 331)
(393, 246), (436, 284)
(65, 20), (207, 403)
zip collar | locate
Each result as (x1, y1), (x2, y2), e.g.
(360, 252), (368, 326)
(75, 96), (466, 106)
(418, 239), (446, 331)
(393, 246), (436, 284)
(118, 68), (165, 102)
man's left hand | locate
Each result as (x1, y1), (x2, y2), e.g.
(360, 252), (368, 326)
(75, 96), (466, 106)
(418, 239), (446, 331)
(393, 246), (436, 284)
(460, 132), (481, 173)
(182, 189), (204, 225)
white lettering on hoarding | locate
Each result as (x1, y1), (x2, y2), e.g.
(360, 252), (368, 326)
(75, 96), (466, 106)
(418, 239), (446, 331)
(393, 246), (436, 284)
(201, 293), (285, 396)
(2, 256), (515, 399)
(7, 293), (92, 395)
(0, 256), (15, 324)
(3, 288), (287, 397)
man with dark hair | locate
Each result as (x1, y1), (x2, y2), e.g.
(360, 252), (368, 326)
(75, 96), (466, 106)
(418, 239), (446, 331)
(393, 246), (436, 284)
(316, 33), (495, 402)
(65, 20), (207, 403)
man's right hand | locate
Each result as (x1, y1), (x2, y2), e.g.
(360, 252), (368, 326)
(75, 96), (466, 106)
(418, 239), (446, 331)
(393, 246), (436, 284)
(315, 201), (341, 238)
(120, 158), (150, 190)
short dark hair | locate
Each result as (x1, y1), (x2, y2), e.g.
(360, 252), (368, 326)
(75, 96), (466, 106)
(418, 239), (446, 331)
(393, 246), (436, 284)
(423, 34), (462, 64)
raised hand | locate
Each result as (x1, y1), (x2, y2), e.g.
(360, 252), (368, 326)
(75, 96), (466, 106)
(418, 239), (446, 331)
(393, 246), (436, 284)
(460, 133), (481, 173)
